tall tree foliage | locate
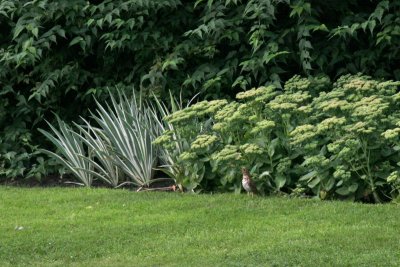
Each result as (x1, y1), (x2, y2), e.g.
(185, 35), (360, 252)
(0, 0), (399, 179)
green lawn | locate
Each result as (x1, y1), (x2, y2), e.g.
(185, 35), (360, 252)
(0, 187), (399, 266)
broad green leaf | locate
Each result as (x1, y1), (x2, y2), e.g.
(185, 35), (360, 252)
(69, 36), (84, 47)
(308, 176), (320, 188)
(335, 187), (350, 196)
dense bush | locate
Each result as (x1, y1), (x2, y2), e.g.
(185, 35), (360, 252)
(155, 74), (400, 202)
(1, 0), (400, 180)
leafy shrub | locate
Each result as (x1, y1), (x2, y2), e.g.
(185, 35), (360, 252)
(151, 92), (200, 192)
(290, 74), (400, 202)
(153, 99), (226, 191)
(155, 74), (400, 202)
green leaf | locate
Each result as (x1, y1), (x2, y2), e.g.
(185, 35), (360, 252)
(57, 29), (66, 38)
(13, 25), (24, 39)
(368, 20), (376, 34)
(300, 170), (317, 181)
(87, 18), (95, 26)
(308, 176), (321, 188)
(275, 175), (286, 189)
(69, 36), (84, 47)
(348, 184), (358, 193)
(32, 27), (39, 38)
(335, 187), (350, 196)
(268, 138), (279, 158)
(325, 178), (335, 191)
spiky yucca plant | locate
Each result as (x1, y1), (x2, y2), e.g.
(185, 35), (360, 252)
(40, 90), (165, 188)
(39, 117), (94, 187)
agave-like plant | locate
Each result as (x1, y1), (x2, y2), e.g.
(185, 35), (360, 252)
(72, 119), (123, 188)
(90, 91), (159, 189)
(40, 89), (185, 189)
(40, 90), (163, 188)
(39, 117), (94, 187)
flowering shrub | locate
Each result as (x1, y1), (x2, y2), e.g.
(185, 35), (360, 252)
(155, 74), (400, 202)
(153, 99), (228, 191)
(290, 75), (400, 202)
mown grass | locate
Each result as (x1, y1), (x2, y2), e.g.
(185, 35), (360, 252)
(0, 187), (399, 267)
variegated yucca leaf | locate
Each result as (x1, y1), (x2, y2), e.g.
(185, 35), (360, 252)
(72, 119), (123, 188)
(90, 91), (159, 187)
(39, 117), (94, 187)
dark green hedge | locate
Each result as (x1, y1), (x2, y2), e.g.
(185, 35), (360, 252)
(0, 0), (399, 180)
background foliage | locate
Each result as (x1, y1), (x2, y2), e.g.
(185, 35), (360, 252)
(1, 0), (399, 181)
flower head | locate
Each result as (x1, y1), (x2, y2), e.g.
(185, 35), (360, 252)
(190, 134), (218, 151)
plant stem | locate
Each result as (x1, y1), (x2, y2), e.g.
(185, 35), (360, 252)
(361, 139), (381, 203)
